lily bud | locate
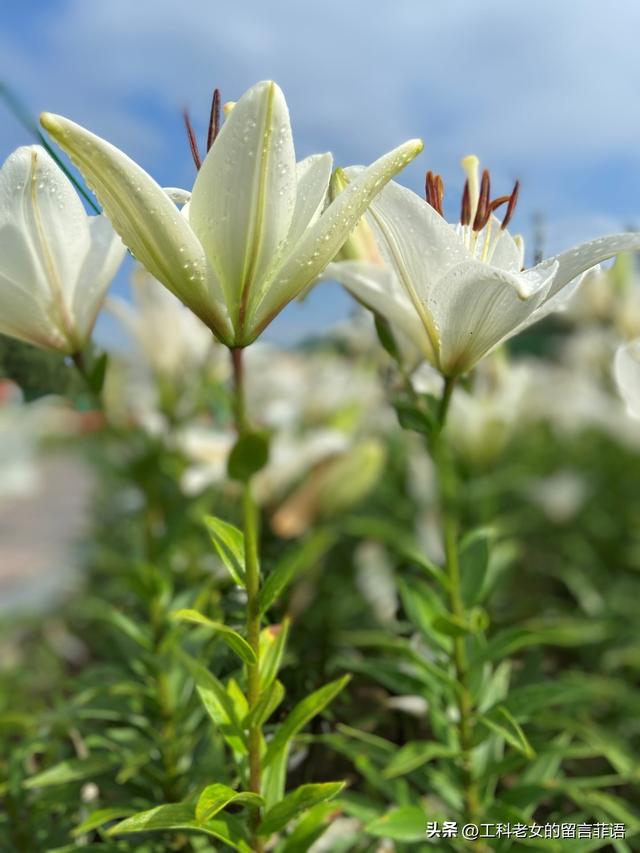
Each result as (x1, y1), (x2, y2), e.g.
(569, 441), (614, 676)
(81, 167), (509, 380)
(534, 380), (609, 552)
(271, 439), (385, 538)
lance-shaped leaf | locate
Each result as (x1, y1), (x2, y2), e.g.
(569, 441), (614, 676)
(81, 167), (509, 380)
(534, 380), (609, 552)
(171, 609), (256, 665)
(263, 675), (351, 768)
(259, 530), (334, 614)
(195, 784), (263, 824)
(258, 782), (344, 835)
(204, 515), (246, 586)
(109, 802), (251, 850)
(181, 654), (247, 754)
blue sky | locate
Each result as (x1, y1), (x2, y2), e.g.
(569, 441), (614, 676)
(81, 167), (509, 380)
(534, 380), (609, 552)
(2, 0), (640, 343)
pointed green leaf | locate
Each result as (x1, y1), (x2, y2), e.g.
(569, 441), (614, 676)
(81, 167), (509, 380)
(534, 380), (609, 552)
(382, 741), (457, 779)
(278, 802), (342, 853)
(460, 527), (491, 606)
(72, 807), (136, 837)
(195, 784), (263, 824)
(109, 803), (251, 849)
(365, 806), (427, 842)
(260, 620), (290, 692)
(477, 705), (535, 759)
(24, 754), (120, 788)
(183, 654), (247, 754)
(259, 530), (335, 614)
(204, 515), (246, 586)
(245, 679), (285, 729)
(263, 675), (350, 768)
(258, 782), (344, 835)
(171, 609), (256, 665)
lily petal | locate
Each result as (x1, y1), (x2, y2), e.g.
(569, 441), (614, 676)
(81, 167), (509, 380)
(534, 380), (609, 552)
(40, 112), (232, 342)
(71, 214), (126, 341)
(327, 260), (437, 363)
(189, 80), (296, 324)
(430, 259), (558, 376)
(286, 153), (333, 247)
(349, 175), (467, 358)
(531, 232), (640, 301)
(250, 138), (424, 338)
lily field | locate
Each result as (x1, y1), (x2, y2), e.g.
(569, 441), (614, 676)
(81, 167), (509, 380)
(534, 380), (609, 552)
(1, 66), (640, 853)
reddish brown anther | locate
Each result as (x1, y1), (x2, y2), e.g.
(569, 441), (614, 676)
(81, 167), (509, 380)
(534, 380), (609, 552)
(460, 180), (471, 226)
(425, 170), (444, 215)
(488, 194), (511, 214)
(207, 89), (221, 151)
(183, 110), (202, 170)
(472, 169), (491, 231)
(501, 180), (520, 230)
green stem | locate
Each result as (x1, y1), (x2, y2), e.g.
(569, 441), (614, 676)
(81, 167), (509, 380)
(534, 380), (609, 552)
(432, 377), (480, 826)
(230, 347), (264, 853)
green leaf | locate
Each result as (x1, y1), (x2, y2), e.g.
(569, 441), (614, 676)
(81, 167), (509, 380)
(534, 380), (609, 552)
(245, 679), (285, 729)
(260, 620), (290, 692)
(278, 802), (342, 853)
(228, 431), (270, 481)
(204, 515), (246, 586)
(171, 609), (256, 665)
(432, 613), (472, 637)
(72, 807), (136, 836)
(109, 803), (251, 850)
(459, 527), (491, 606)
(258, 782), (344, 835)
(262, 743), (289, 811)
(263, 675), (350, 768)
(259, 530), (334, 614)
(183, 655), (247, 754)
(88, 351), (109, 395)
(24, 754), (120, 788)
(365, 806), (427, 842)
(374, 313), (400, 360)
(94, 606), (152, 650)
(382, 741), (457, 778)
(477, 705), (535, 759)
(393, 396), (435, 436)
(195, 784), (262, 824)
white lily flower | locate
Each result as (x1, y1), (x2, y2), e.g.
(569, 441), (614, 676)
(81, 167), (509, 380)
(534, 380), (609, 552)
(614, 338), (640, 419)
(327, 156), (640, 377)
(41, 81), (423, 347)
(0, 145), (125, 354)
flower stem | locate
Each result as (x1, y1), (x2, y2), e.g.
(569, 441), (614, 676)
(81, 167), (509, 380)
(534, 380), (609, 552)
(432, 377), (480, 826)
(230, 347), (264, 852)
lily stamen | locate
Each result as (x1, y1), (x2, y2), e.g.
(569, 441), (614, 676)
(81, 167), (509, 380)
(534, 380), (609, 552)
(183, 109), (202, 170)
(460, 181), (471, 227)
(207, 89), (221, 151)
(501, 180), (520, 230)
(425, 170), (444, 216)
(472, 169), (491, 232)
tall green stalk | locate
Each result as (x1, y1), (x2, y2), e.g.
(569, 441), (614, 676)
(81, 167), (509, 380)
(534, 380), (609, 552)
(230, 347), (264, 853)
(432, 377), (480, 825)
